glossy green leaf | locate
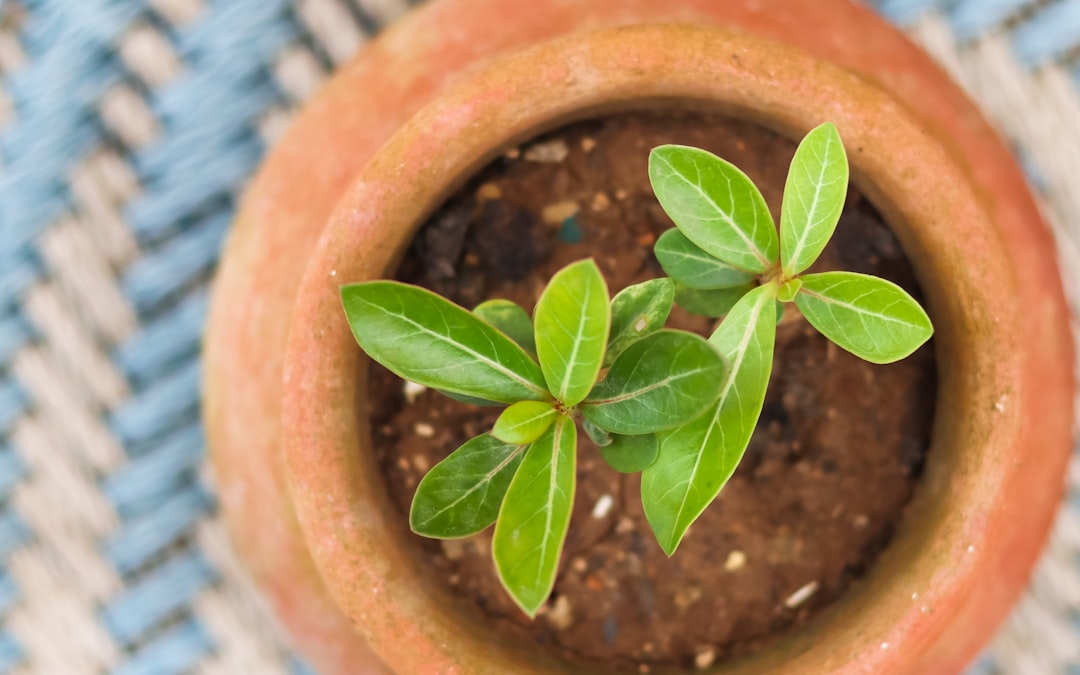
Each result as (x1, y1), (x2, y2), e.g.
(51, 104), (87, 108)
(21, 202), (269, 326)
(780, 122), (849, 276)
(474, 299), (537, 356)
(642, 284), (777, 555)
(649, 145), (778, 273)
(342, 282), (547, 403)
(492, 401), (557, 445)
(605, 278), (675, 367)
(410, 434), (527, 538)
(601, 433), (660, 473)
(581, 330), (724, 435)
(492, 418), (577, 617)
(794, 272), (933, 364)
(653, 228), (756, 290)
(582, 418), (612, 447)
(675, 282), (754, 318)
(534, 259), (611, 406)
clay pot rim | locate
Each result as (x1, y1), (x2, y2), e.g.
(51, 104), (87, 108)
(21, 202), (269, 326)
(281, 24), (1019, 674)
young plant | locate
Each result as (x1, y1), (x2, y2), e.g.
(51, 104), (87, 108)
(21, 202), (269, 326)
(340, 260), (725, 616)
(644, 122), (934, 554)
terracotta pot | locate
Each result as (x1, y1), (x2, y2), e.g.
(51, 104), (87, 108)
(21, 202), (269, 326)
(203, 2), (1074, 674)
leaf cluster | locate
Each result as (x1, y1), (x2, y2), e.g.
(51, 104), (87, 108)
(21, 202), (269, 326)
(644, 122), (933, 554)
(341, 261), (722, 616)
(340, 121), (933, 616)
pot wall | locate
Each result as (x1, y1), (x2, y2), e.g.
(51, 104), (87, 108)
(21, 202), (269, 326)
(203, 1), (1074, 674)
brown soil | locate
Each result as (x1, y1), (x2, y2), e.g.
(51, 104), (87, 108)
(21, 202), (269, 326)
(367, 111), (936, 672)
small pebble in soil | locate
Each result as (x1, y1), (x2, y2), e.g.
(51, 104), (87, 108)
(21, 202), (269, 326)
(542, 200), (580, 225)
(504, 147), (520, 159)
(614, 188), (629, 200)
(570, 557), (588, 574)
(545, 595), (573, 631)
(615, 517), (635, 534)
(724, 550), (747, 572)
(694, 646), (717, 670)
(440, 539), (466, 561)
(591, 494), (614, 519)
(524, 138), (569, 163)
(403, 380), (427, 404)
(853, 514), (870, 529)
(412, 454), (429, 472)
(783, 581), (820, 609)
(476, 182), (502, 202)
(591, 192), (611, 211)
(581, 137), (597, 152)
(674, 586), (702, 610)
(414, 422), (435, 438)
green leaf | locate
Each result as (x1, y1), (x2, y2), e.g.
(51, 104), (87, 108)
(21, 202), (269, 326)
(653, 228), (756, 290)
(675, 282), (754, 318)
(492, 418), (577, 617)
(342, 282), (548, 403)
(581, 330), (724, 435)
(605, 278), (675, 367)
(582, 418), (612, 447)
(777, 278), (802, 303)
(780, 122), (849, 277)
(474, 299), (537, 356)
(410, 434), (527, 538)
(492, 401), (557, 445)
(649, 145), (778, 273)
(794, 271), (933, 364)
(534, 259), (611, 406)
(601, 433), (660, 473)
(642, 284), (777, 556)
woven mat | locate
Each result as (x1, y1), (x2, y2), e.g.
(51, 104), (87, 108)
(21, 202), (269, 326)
(0, 0), (1076, 672)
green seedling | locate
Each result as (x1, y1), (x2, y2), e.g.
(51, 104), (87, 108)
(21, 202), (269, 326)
(341, 261), (725, 616)
(339, 121), (932, 617)
(645, 122), (933, 554)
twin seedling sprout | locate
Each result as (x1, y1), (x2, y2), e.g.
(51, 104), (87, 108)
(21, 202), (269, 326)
(341, 122), (933, 616)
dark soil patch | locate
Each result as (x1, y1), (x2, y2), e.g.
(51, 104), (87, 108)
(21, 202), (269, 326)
(367, 111), (936, 671)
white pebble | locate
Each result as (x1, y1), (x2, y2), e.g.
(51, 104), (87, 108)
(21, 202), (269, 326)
(694, 646), (716, 669)
(524, 138), (569, 163)
(414, 422), (435, 438)
(403, 380), (427, 404)
(724, 550), (747, 571)
(592, 494), (614, 519)
(784, 581), (820, 609)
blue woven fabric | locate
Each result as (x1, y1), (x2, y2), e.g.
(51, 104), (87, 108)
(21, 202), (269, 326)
(0, 0), (1076, 672)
